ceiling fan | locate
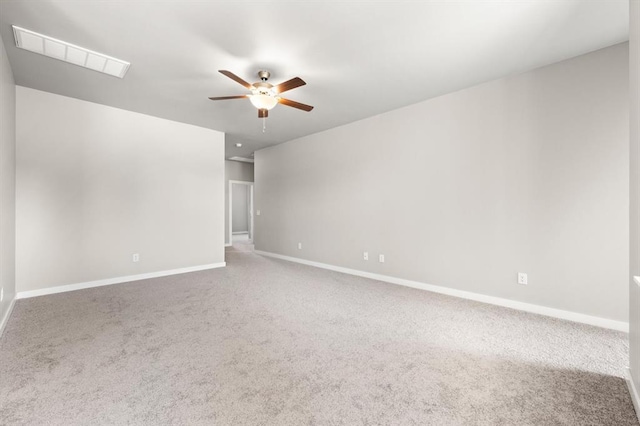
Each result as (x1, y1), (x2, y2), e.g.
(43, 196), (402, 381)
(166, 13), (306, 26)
(209, 70), (314, 119)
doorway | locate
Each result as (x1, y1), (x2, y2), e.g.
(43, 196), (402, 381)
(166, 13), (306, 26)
(229, 180), (254, 248)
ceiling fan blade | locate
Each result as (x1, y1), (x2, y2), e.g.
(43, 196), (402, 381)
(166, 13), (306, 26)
(273, 77), (306, 94)
(219, 70), (253, 89)
(258, 109), (268, 118)
(278, 98), (314, 112)
(208, 95), (248, 101)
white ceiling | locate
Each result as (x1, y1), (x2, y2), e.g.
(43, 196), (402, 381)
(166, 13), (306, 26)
(0, 0), (629, 158)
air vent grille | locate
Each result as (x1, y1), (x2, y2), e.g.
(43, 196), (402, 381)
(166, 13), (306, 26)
(12, 26), (130, 78)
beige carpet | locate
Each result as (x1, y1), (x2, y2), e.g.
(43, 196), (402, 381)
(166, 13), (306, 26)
(227, 239), (255, 253)
(1, 251), (637, 425)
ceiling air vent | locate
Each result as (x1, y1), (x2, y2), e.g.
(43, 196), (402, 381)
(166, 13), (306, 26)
(12, 26), (130, 78)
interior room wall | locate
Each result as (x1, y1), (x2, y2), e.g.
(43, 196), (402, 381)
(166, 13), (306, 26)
(0, 33), (16, 332)
(225, 160), (254, 245)
(232, 183), (249, 233)
(629, 0), (640, 407)
(16, 87), (225, 293)
(255, 43), (629, 324)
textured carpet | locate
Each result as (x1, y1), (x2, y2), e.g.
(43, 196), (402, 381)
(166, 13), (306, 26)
(227, 239), (255, 253)
(1, 251), (637, 425)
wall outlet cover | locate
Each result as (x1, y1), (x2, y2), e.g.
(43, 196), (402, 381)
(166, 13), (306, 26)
(518, 272), (528, 285)
(379, 254), (385, 263)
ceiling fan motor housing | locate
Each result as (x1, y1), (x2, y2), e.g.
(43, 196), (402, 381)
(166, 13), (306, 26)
(253, 81), (274, 95)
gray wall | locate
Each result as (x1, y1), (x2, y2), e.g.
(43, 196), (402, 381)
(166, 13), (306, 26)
(232, 183), (249, 233)
(16, 87), (225, 293)
(0, 33), (16, 325)
(225, 160), (254, 244)
(255, 43), (629, 323)
(630, 0), (640, 396)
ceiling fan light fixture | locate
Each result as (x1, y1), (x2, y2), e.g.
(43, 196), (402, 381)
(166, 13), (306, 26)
(210, 70), (313, 117)
(250, 94), (278, 110)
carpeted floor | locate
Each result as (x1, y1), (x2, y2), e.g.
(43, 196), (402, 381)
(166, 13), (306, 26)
(1, 251), (637, 425)
(228, 238), (255, 253)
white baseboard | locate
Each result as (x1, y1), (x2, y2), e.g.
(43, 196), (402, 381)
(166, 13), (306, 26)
(255, 250), (628, 332)
(0, 297), (16, 338)
(16, 262), (226, 300)
(626, 368), (640, 423)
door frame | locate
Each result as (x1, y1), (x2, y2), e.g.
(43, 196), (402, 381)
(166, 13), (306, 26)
(229, 180), (254, 245)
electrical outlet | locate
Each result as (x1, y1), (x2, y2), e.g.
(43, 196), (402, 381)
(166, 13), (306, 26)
(518, 273), (527, 285)
(298, 243), (302, 250)
(363, 252), (369, 260)
(133, 253), (140, 262)
(379, 254), (385, 263)
(256, 210), (261, 216)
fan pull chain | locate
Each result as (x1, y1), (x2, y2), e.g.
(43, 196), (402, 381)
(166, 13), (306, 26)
(263, 117), (266, 133)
